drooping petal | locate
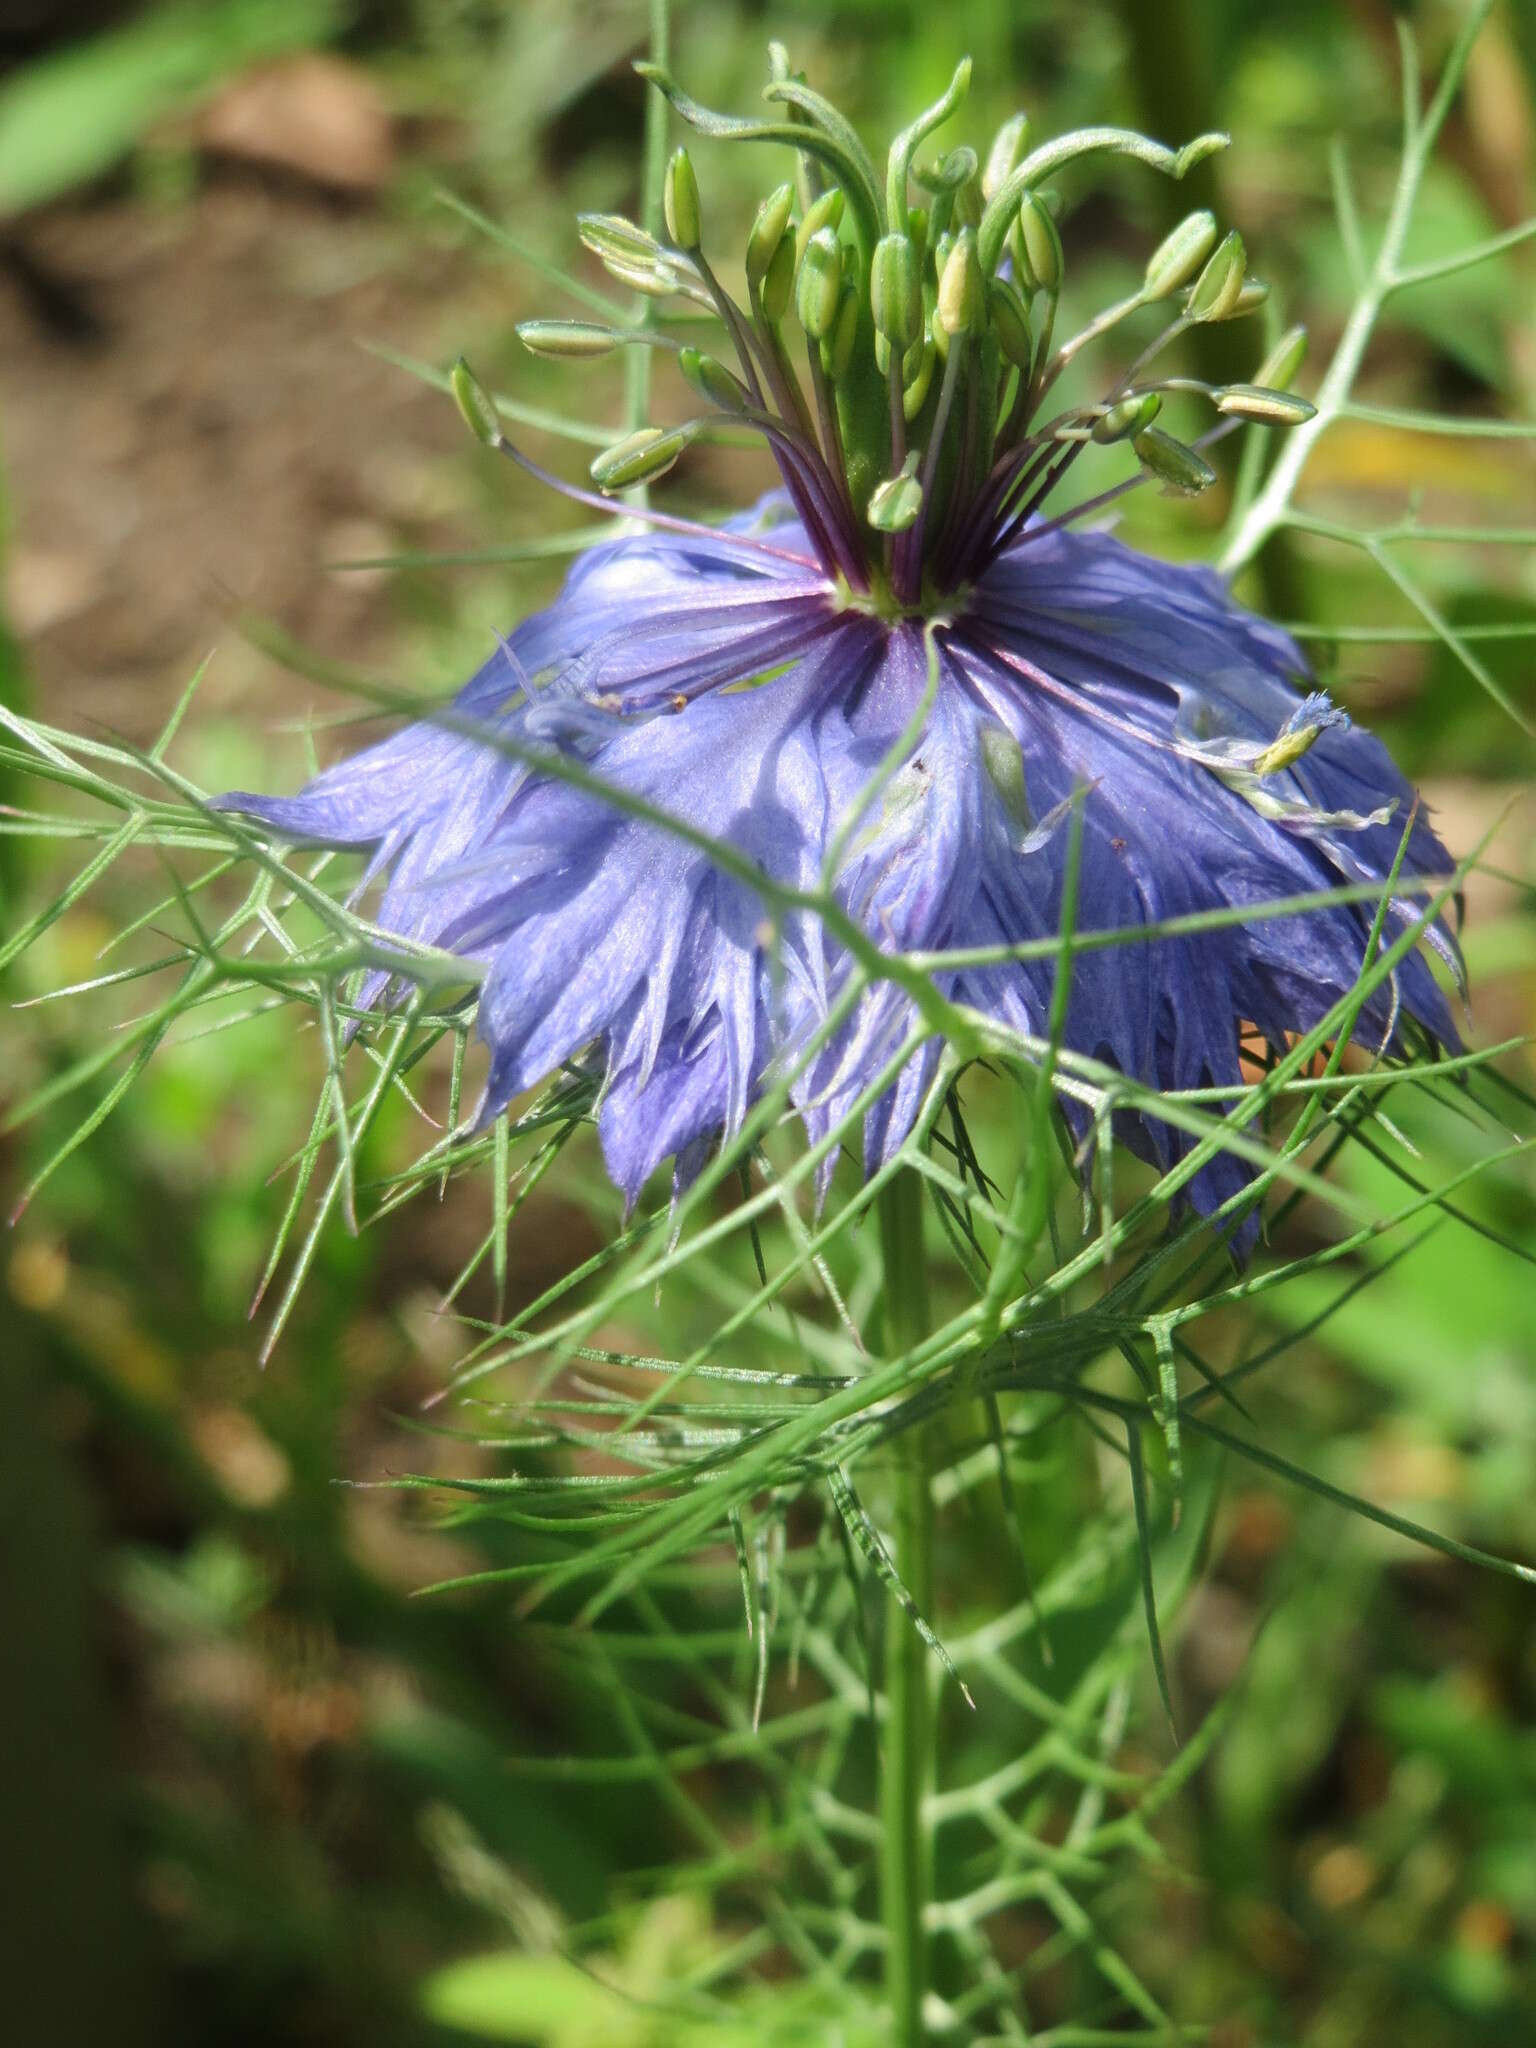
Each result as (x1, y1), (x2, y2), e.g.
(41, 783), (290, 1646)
(218, 494), (1458, 1238)
(943, 524), (1459, 1209)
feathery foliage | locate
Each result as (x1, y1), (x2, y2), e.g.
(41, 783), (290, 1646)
(3, 4), (1532, 2041)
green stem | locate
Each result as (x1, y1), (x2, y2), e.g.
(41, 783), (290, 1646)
(1112, 0), (1304, 619)
(877, 1168), (933, 2047)
(1218, 43), (1428, 579)
(623, 0), (670, 474)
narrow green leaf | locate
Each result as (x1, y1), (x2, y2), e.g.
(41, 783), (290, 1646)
(1125, 1421), (1177, 1739)
(828, 1462), (975, 1708)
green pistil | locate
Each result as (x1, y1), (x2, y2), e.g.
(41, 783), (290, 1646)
(834, 571), (961, 628)
(498, 52), (1319, 615)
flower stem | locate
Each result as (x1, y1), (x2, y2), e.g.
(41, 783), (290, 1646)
(623, 0), (670, 488)
(877, 1167), (933, 2047)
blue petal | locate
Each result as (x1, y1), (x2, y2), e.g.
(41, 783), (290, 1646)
(218, 503), (1459, 1238)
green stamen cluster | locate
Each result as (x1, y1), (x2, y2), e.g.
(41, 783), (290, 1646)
(499, 47), (1317, 609)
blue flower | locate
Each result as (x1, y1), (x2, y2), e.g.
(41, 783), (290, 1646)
(218, 66), (1461, 1232)
(221, 493), (1457, 1224)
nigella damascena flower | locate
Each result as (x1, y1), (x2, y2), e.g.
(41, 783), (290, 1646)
(220, 57), (1459, 1229)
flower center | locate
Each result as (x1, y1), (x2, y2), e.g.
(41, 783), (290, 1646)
(459, 48), (1317, 617)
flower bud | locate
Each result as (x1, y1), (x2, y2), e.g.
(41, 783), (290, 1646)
(516, 320), (622, 358)
(987, 277), (1033, 370)
(1091, 390), (1161, 443)
(746, 183), (795, 286)
(450, 357), (501, 447)
(822, 281), (859, 381)
(982, 112), (1031, 203)
(761, 230), (795, 323)
(796, 226), (843, 339)
(1143, 210), (1218, 300)
(867, 455), (923, 532)
(1255, 324), (1308, 391)
(663, 147), (701, 250)
(795, 185), (845, 265)
(1186, 230), (1246, 321)
(937, 228), (984, 339)
(1133, 424), (1217, 494)
(1215, 383), (1316, 424)
(590, 424), (696, 492)
(679, 347), (749, 413)
(1014, 192), (1062, 294)
(871, 232), (923, 350)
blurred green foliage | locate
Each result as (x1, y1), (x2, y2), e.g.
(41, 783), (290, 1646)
(1, 2), (1532, 2046)
(0, 0), (342, 214)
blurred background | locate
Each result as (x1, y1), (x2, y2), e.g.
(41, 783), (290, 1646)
(1, 2), (1533, 2043)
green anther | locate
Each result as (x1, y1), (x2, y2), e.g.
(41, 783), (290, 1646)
(1253, 721), (1326, 777)
(871, 232), (923, 349)
(795, 184), (845, 265)
(603, 256), (683, 299)
(796, 226), (844, 339)
(1232, 279), (1270, 315)
(1186, 229), (1246, 321)
(982, 112), (1030, 203)
(1092, 390), (1161, 442)
(1143, 209), (1218, 300)
(746, 182), (795, 285)
(987, 276), (1033, 369)
(1015, 192), (1062, 294)
(918, 144), (978, 249)
(590, 424), (697, 491)
(1005, 215), (1027, 290)
(663, 146), (701, 250)
(1255, 324), (1308, 391)
(679, 346), (749, 412)
(937, 228), (983, 337)
(450, 357), (501, 447)
(902, 338), (937, 420)
(1216, 383), (1316, 425)
(980, 721), (1029, 831)
(1133, 423), (1217, 493)
(761, 231), (795, 323)
(577, 212), (660, 265)
(516, 320), (622, 358)
(823, 282), (859, 380)
(867, 452), (923, 532)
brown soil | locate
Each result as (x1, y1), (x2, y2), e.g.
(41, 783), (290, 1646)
(0, 175), (487, 741)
